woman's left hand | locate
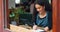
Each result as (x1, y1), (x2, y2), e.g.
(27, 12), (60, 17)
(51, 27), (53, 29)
(44, 27), (49, 32)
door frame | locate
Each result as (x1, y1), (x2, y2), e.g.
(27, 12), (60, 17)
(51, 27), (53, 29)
(0, 0), (60, 32)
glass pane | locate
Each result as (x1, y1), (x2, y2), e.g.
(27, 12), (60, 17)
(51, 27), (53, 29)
(4, 0), (52, 32)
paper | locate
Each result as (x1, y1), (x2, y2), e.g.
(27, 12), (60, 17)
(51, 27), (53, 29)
(33, 29), (44, 32)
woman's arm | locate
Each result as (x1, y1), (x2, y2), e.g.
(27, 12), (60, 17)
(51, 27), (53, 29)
(48, 11), (52, 30)
(44, 27), (49, 32)
(33, 25), (38, 30)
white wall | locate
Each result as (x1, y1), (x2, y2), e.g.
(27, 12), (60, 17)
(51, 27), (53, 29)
(15, 0), (20, 4)
(8, 0), (15, 9)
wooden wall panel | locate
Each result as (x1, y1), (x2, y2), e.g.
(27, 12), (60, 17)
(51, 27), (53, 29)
(6, 0), (10, 29)
(0, 0), (4, 32)
(56, 0), (60, 32)
(52, 0), (60, 32)
(52, 0), (57, 32)
(0, 0), (10, 32)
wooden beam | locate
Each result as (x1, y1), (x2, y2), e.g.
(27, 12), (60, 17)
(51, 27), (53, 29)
(52, 0), (60, 32)
(6, 0), (10, 29)
(0, 0), (4, 32)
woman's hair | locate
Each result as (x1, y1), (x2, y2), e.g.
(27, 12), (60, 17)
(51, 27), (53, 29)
(34, 0), (52, 11)
(35, 0), (46, 6)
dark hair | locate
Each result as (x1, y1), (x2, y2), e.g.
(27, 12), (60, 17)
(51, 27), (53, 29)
(34, 0), (52, 11)
(35, 0), (46, 6)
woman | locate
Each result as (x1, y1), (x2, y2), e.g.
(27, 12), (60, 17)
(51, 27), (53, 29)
(33, 0), (52, 32)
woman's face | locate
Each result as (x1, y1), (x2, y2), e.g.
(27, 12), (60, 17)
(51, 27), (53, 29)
(35, 4), (45, 13)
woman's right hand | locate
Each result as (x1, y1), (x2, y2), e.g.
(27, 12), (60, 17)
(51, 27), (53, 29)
(33, 25), (38, 30)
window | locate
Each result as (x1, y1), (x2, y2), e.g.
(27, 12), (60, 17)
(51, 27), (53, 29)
(4, 0), (52, 32)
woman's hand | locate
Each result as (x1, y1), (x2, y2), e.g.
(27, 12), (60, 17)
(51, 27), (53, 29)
(33, 25), (38, 30)
(44, 27), (49, 32)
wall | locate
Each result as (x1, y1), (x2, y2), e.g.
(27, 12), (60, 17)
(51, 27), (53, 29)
(8, 0), (15, 9)
(0, 0), (4, 32)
